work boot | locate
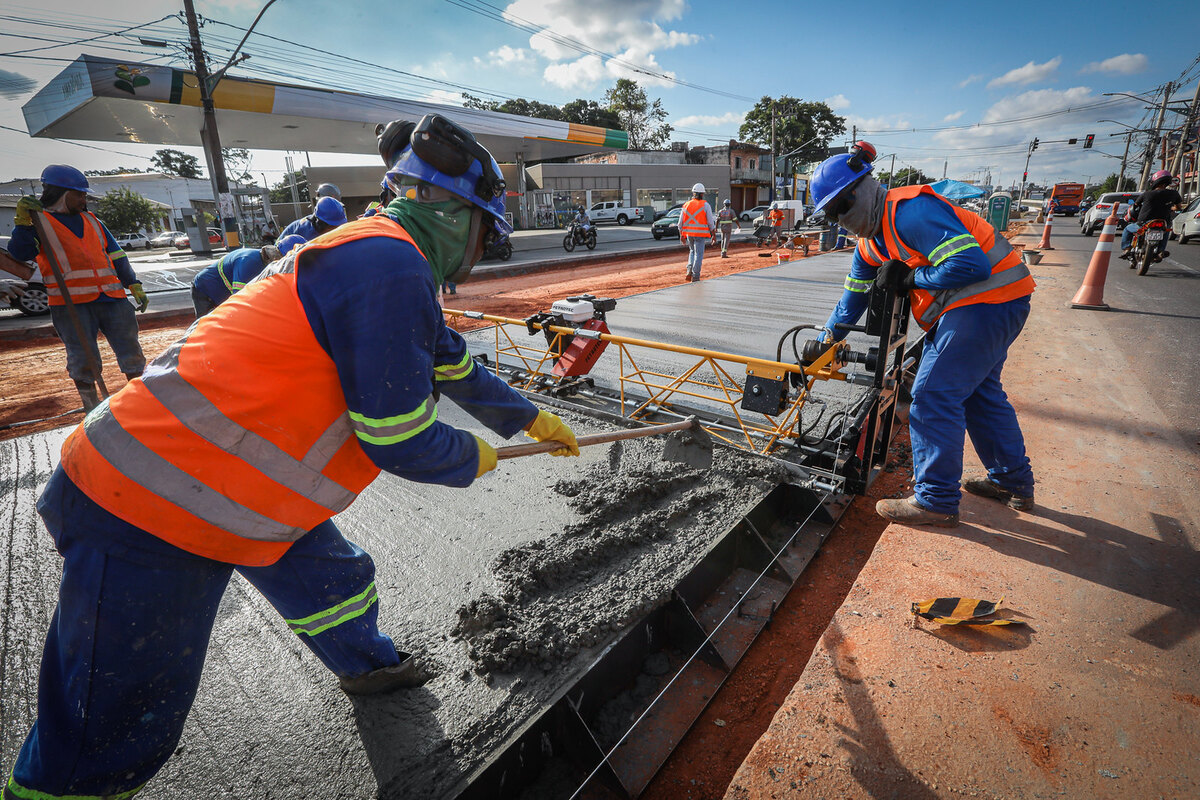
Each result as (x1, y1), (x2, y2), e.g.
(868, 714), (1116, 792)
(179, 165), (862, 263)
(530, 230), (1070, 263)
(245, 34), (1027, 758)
(721, 252), (729, 258)
(875, 496), (959, 527)
(73, 380), (100, 412)
(338, 649), (426, 695)
(962, 475), (1034, 511)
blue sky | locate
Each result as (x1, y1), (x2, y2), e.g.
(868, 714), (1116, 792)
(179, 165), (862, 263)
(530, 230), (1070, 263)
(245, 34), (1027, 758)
(1, 0), (1197, 190)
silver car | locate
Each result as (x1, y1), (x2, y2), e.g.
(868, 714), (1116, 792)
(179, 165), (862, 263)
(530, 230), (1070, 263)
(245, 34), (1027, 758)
(1170, 196), (1200, 244)
(1080, 192), (1139, 236)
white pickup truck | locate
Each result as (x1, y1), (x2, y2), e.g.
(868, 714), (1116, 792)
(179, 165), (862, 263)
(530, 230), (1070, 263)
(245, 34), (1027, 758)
(587, 201), (644, 226)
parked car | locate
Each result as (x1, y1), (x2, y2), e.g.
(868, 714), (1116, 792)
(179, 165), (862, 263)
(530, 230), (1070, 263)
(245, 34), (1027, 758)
(1170, 195), (1200, 244)
(149, 231), (179, 248)
(1080, 192), (1140, 236)
(651, 207), (682, 240)
(115, 232), (151, 250)
(739, 204), (770, 222)
(173, 228), (224, 250)
(0, 236), (50, 317)
(588, 201), (643, 226)
(654, 202), (684, 221)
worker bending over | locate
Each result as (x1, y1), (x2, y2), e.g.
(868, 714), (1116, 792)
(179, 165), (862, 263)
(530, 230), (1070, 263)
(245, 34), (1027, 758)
(811, 145), (1036, 527)
(6, 114), (580, 800)
(190, 234), (305, 316)
(7, 165), (149, 411)
(279, 195), (347, 241)
(680, 182), (717, 281)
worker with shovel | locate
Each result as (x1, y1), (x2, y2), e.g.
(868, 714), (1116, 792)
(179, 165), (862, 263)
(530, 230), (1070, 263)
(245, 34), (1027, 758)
(6, 115), (580, 800)
(810, 144), (1036, 528)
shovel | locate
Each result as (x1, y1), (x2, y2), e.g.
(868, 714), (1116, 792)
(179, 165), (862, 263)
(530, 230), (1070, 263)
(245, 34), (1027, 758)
(495, 416), (714, 470)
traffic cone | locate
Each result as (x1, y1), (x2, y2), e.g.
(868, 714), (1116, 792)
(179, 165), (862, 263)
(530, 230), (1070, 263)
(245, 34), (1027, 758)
(1038, 208), (1054, 249)
(1069, 209), (1118, 310)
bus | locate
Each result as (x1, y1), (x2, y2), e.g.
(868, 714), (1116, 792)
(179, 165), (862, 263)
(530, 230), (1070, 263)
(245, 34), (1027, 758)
(1050, 183), (1085, 216)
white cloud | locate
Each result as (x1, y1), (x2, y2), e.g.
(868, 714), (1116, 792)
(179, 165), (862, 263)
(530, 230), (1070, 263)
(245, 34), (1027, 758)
(1080, 53), (1148, 75)
(958, 74), (984, 88)
(674, 111), (745, 129)
(824, 93), (850, 110)
(845, 114), (911, 132)
(503, 0), (700, 90)
(491, 45), (533, 65)
(419, 89), (465, 107)
(988, 57), (1061, 89)
(943, 110), (964, 122)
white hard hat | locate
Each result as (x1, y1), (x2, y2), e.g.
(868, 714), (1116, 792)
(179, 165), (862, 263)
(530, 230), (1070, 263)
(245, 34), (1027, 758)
(692, 182), (706, 194)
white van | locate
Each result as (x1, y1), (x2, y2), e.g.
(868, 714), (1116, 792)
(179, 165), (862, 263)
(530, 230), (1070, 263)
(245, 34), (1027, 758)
(751, 199), (806, 229)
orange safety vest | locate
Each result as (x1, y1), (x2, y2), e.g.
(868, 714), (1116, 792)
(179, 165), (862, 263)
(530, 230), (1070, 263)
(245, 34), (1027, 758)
(679, 198), (711, 237)
(61, 216), (430, 567)
(767, 209), (784, 227)
(35, 211), (126, 306)
(856, 185), (1035, 330)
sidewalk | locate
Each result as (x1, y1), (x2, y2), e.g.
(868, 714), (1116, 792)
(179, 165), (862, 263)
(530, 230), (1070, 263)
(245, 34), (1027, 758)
(725, 232), (1200, 798)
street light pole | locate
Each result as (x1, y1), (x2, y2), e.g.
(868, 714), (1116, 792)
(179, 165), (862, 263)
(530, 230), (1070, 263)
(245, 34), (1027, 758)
(1139, 82), (1173, 191)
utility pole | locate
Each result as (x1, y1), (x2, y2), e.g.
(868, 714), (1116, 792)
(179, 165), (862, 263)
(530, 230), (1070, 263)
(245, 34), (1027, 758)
(1118, 131), (1132, 193)
(1139, 82), (1173, 191)
(1169, 79), (1200, 178)
(183, 0), (237, 249)
(1018, 138), (1038, 205)
(769, 101), (776, 204)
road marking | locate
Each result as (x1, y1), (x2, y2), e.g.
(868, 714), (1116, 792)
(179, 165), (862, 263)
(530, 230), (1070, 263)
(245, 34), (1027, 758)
(1165, 258), (1197, 274)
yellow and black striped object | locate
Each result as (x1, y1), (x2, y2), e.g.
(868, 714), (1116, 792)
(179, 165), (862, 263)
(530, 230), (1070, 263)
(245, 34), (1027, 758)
(911, 596), (1024, 626)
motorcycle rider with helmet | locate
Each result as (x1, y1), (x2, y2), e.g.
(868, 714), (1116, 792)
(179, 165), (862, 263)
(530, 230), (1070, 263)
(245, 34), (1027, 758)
(1120, 170), (1182, 261)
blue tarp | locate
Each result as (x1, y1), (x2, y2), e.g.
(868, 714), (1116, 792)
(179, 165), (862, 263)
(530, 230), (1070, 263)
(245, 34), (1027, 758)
(929, 179), (987, 199)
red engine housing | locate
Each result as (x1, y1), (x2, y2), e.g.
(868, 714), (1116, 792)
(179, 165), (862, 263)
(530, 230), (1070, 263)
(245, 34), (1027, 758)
(552, 319), (610, 377)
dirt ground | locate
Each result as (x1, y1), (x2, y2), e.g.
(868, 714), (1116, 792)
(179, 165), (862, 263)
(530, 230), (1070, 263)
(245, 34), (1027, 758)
(0, 240), (806, 440)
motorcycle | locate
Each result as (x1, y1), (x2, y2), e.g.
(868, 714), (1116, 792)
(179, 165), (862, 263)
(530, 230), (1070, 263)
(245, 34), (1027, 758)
(563, 222), (597, 252)
(1129, 219), (1168, 276)
(484, 238), (513, 261)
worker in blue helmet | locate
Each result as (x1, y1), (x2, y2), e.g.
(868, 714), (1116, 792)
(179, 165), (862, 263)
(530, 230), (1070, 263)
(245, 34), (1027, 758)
(6, 164), (148, 410)
(279, 195), (347, 242)
(811, 142), (1035, 528)
(189, 234), (303, 316)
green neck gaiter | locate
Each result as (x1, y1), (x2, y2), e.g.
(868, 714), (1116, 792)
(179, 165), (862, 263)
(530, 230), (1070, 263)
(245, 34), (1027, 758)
(384, 197), (473, 284)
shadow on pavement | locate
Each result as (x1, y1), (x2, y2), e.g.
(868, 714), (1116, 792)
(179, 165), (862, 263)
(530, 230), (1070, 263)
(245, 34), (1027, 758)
(351, 687), (457, 799)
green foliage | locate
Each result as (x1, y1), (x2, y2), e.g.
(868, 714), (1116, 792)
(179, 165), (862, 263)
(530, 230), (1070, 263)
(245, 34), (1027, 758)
(460, 93), (624, 131)
(84, 167), (149, 176)
(739, 96), (845, 166)
(93, 187), (159, 234)
(221, 148), (253, 183)
(1093, 173), (1137, 197)
(603, 79), (671, 150)
(561, 98), (622, 130)
(878, 168), (935, 187)
(151, 148), (203, 179)
(269, 171), (309, 204)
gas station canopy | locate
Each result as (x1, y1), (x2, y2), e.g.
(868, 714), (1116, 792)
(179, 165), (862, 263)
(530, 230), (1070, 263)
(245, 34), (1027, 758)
(22, 55), (629, 162)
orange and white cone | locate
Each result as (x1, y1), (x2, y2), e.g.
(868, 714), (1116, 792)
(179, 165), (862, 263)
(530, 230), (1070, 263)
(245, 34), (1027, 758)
(1038, 207), (1054, 249)
(1069, 209), (1118, 310)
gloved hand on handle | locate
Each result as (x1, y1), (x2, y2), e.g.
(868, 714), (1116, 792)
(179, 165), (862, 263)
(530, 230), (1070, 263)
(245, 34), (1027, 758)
(0, 278), (27, 301)
(473, 435), (497, 478)
(14, 196), (42, 228)
(129, 283), (149, 313)
(874, 258), (916, 295)
(524, 409), (580, 456)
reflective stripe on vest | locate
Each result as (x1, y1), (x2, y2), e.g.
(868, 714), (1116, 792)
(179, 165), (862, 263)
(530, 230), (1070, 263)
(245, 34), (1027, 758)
(61, 216), (432, 567)
(879, 185), (1034, 330)
(36, 212), (125, 305)
(680, 199), (710, 236)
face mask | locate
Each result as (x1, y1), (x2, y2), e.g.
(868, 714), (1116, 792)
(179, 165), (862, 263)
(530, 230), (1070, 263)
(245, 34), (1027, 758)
(836, 176), (887, 238)
(384, 196), (474, 285)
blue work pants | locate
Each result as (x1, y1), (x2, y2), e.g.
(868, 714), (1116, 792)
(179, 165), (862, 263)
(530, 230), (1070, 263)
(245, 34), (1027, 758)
(6, 469), (399, 799)
(908, 297), (1034, 513)
(686, 236), (707, 278)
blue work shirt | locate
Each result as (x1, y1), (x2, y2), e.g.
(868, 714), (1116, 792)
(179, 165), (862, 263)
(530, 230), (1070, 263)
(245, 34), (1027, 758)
(192, 248), (270, 306)
(279, 215), (320, 242)
(8, 213), (138, 303)
(824, 193), (994, 336)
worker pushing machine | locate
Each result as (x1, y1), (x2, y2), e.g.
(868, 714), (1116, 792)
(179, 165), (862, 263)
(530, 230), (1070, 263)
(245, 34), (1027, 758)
(278, 194), (348, 241)
(6, 165), (149, 411)
(189, 233), (306, 316)
(680, 182), (717, 281)
(811, 142), (1036, 527)
(766, 202), (785, 245)
(5, 114), (581, 800)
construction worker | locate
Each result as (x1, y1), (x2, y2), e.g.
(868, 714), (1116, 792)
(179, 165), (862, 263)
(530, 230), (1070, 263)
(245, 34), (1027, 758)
(189, 234), (305, 316)
(680, 182), (716, 281)
(811, 144), (1036, 527)
(278, 195), (347, 241)
(6, 114), (581, 800)
(7, 165), (149, 411)
(1119, 170), (1181, 259)
(315, 182), (342, 201)
(716, 198), (741, 257)
(766, 202), (785, 245)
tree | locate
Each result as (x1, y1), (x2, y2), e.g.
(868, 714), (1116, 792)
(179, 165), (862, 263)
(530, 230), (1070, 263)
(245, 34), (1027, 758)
(603, 79), (671, 150)
(269, 171), (309, 204)
(84, 167), (148, 176)
(1093, 172), (1137, 198)
(151, 148), (203, 179)
(877, 167), (935, 187)
(94, 187), (159, 234)
(739, 96), (845, 166)
(460, 93), (624, 132)
(221, 148), (253, 184)
(561, 98), (622, 130)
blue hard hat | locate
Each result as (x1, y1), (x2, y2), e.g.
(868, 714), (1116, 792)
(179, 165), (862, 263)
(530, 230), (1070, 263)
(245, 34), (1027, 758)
(277, 234), (306, 255)
(385, 140), (513, 241)
(811, 154), (874, 213)
(41, 164), (89, 192)
(313, 196), (346, 226)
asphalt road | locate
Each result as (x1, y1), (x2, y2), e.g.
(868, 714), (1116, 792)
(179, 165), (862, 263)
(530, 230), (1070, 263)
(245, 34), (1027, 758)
(1049, 216), (1200, 446)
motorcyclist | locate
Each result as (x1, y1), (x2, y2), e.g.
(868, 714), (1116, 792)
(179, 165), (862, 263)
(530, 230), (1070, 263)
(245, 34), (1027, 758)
(1120, 170), (1182, 260)
(573, 205), (594, 237)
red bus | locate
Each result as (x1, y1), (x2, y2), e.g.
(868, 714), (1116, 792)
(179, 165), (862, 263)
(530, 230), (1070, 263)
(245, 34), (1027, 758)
(1050, 183), (1085, 216)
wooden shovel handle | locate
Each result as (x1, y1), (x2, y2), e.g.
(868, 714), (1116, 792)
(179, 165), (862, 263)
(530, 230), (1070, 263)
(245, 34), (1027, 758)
(495, 418), (696, 460)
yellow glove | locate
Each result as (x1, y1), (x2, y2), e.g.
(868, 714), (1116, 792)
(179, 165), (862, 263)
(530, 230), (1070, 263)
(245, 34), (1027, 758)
(15, 196), (42, 227)
(129, 283), (149, 313)
(473, 435), (497, 478)
(524, 409), (580, 456)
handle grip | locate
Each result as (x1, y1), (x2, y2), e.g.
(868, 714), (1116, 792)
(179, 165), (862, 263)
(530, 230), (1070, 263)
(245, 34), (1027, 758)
(495, 418), (696, 461)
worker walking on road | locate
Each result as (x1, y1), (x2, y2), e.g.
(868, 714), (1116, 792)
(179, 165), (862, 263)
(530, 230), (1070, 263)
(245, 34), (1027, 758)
(5, 114), (581, 800)
(189, 234), (305, 316)
(811, 144), (1036, 527)
(680, 182), (716, 282)
(6, 165), (149, 411)
(716, 198), (741, 257)
(279, 195), (348, 242)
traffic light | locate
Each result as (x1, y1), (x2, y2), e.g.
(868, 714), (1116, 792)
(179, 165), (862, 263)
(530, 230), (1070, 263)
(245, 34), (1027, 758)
(1031, 138), (1039, 152)
(1023, 171), (1028, 181)
(1084, 134), (1095, 149)
(1068, 138), (1078, 144)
